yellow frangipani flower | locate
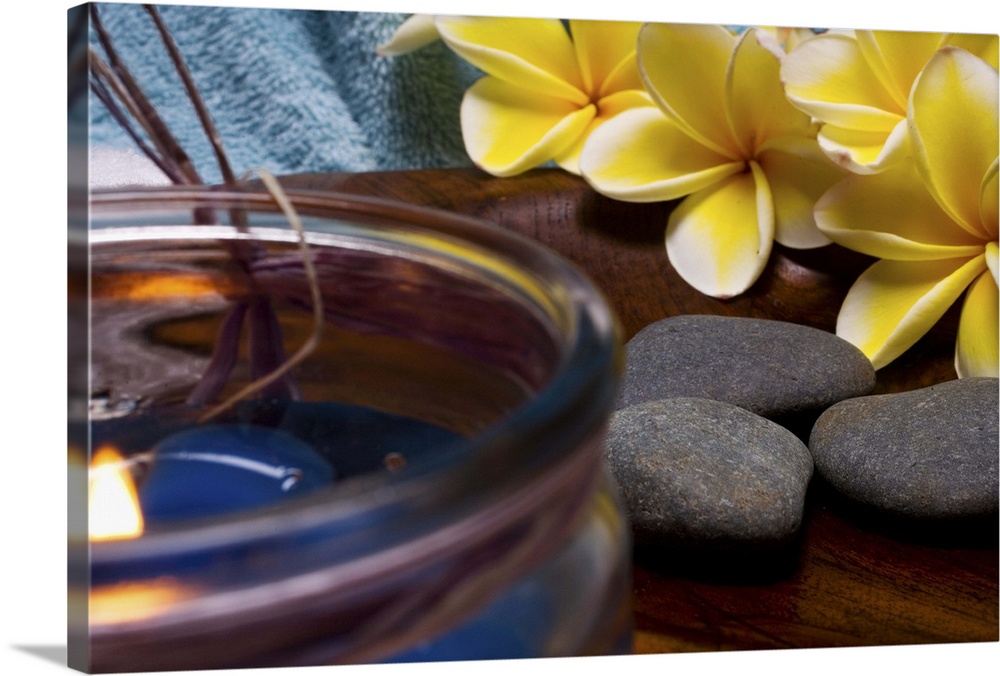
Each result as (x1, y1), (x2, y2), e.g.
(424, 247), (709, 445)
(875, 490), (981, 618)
(814, 47), (999, 377)
(380, 15), (651, 177)
(781, 29), (998, 175)
(580, 24), (845, 299)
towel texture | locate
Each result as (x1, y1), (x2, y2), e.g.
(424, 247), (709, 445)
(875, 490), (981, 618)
(88, 3), (481, 184)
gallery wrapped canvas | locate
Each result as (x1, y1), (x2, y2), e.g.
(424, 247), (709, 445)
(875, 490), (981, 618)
(64, 2), (997, 674)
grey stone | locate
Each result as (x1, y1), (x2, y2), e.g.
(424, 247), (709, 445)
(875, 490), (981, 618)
(617, 315), (876, 424)
(605, 397), (814, 551)
(809, 378), (999, 520)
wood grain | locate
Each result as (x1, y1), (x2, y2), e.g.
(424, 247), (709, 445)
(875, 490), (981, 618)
(279, 168), (997, 653)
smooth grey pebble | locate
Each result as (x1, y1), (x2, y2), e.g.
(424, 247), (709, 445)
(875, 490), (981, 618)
(809, 377), (999, 520)
(618, 315), (876, 424)
(605, 397), (814, 552)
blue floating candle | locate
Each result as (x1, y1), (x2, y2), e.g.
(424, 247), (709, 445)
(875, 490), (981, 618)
(242, 401), (462, 478)
(138, 425), (334, 524)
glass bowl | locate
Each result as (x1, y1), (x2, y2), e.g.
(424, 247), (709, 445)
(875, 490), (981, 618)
(71, 186), (630, 671)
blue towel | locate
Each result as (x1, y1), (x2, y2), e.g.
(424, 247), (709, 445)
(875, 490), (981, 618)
(87, 4), (481, 184)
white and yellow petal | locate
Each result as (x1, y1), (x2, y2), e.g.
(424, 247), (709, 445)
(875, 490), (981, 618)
(569, 19), (643, 97)
(836, 255), (988, 369)
(726, 28), (816, 155)
(815, 161), (985, 260)
(908, 46), (999, 240)
(460, 77), (595, 177)
(665, 162), (775, 298)
(944, 32), (999, 70)
(854, 30), (948, 110)
(376, 14), (440, 56)
(598, 49), (645, 99)
(554, 89), (653, 175)
(435, 16), (589, 105)
(816, 118), (910, 174)
(756, 136), (845, 249)
(580, 106), (744, 202)
(637, 23), (742, 158)
(955, 271), (999, 378)
(781, 32), (903, 132)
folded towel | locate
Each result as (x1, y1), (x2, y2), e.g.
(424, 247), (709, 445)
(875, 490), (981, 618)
(87, 4), (481, 184)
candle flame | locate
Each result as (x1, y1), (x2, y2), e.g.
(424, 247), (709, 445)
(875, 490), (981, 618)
(89, 446), (144, 541)
(90, 580), (195, 625)
(105, 273), (222, 300)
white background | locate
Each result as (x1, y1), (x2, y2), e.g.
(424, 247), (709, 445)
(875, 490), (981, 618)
(2, 1), (997, 675)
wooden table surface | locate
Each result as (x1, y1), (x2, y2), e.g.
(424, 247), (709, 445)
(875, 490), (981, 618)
(281, 168), (998, 654)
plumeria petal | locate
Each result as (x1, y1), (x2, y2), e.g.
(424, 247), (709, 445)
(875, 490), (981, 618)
(836, 255), (988, 369)
(854, 30), (947, 110)
(665, 162), (775, 298)
(816, 117), (910, 174)
(435, 16), (589, 105)
(569, 20), (643, 97)
(637, 23), (742, 158)
(593, 89), (654, 118)
(815, 161), (985, 260)
(955, 271), (1000, 378)
(580, 106), (744, 202)
(376, 14), (440, 56)
(599, 48), (646, 98)
(909, 46), (999, 240)
(727, 29), (816, 155)
(756, 136), (845, 249)
(945, 32), (999, 70)
(461, 77), (595, 177)
(980, 158), (998, 240)
(781, 32), (903, 132)
(554, 89), (653, 175)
